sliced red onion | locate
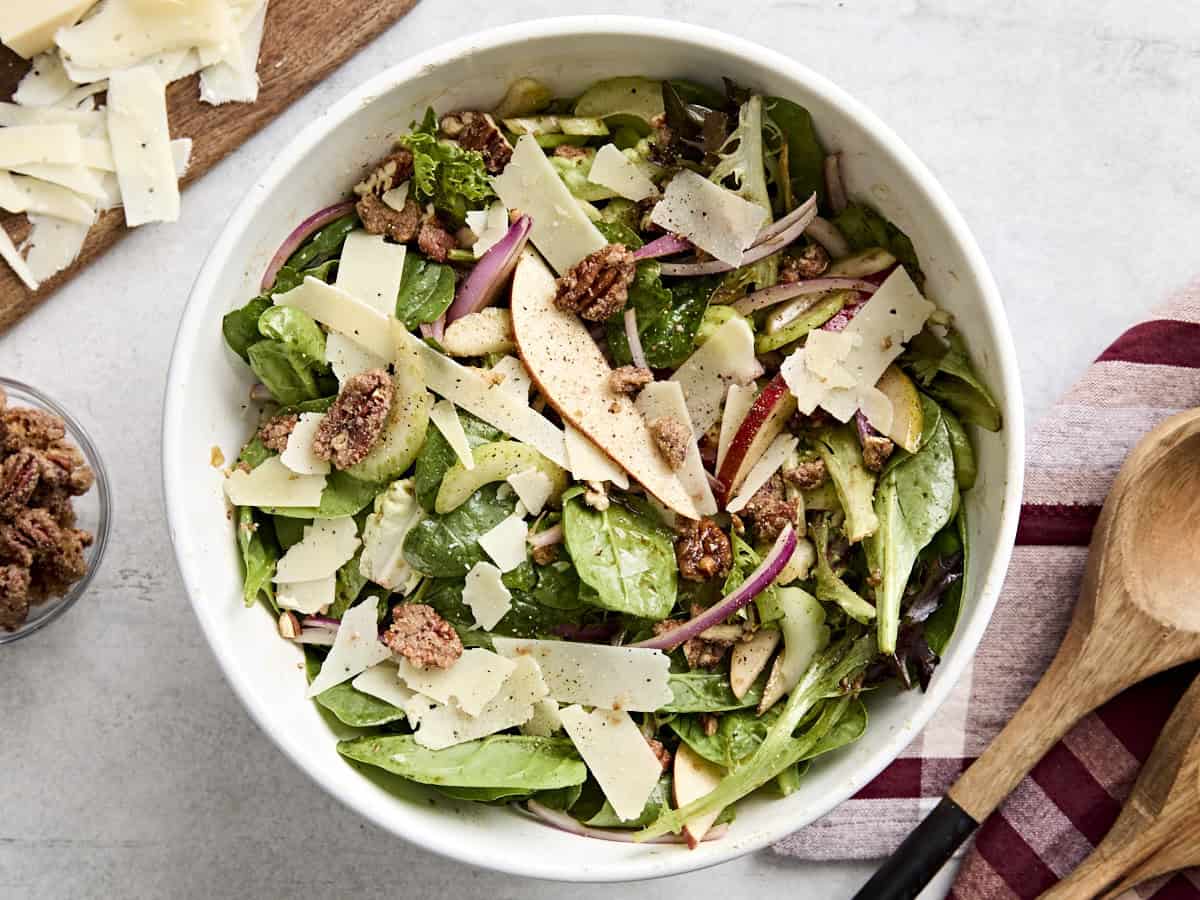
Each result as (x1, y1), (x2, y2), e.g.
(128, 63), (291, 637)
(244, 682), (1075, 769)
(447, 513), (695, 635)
(418, 322), (434, 340)
(525, 800), (729, 845)
(301, 614), (341, 630)
(445, 215), (531, 324)
(633, 524), (797, 651)
(824, 153), (848, 215)
(633, 234), (693, 260)
(430, 313), (446, 343)
(624, 308), (648, 369)
(660, 195), (818, 277)
(730, 277), (878, 316)
(550, 621), (622, 642)
(855, 409), (879, 445)
(260, 200), (356, 292)
(527, 523), (563, 548)
(296, 628), (336, 646)
(805, 216), (852, 259)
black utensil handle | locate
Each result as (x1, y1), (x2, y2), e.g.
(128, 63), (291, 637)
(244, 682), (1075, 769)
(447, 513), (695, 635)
(852, 796), (980, 900)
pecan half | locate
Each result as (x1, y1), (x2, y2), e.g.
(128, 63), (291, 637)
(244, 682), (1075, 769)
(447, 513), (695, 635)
(313, 369), (393, 470)
(382, 603), (463, 669)
(740, 473), (799, 543)
(675, 517), (732, 582)
(356, 193), (421, 243)
(257, 413), (298, 453)
(861, 434), (895, 473)
(0, 408), (65, 453)
(648, 416), (690, 470)
(354, 149), (415, 198)
(783, 458), (828, 490)
(554, 244), (637, 321)
(0, 450), (40, 520)
(780, 243), (831, 281)
(608, 365), (653, 395)
(441, 111), (512, 173)
(417, 214), (458, 262)
(0, 564), (31, 631)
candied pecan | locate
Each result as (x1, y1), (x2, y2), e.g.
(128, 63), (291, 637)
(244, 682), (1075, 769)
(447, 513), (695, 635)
(36, 445), (93, 496)
(0, 450), (40, 519)
(313, 370), (393, 470)
(646, 737), (672, 771)
(0, 508), (60, 567)
(780, 243), (831, 282)
(382, 603), (463, 669)
(30, 527), (89, 600)
(783, 458), (828, 490)
(417, 214), (458, 262)
(354, 149), (415, 197)
(675, 517), (732, 582)
(657, 609), (737, 671)
(0, 384), (6, 414)
(741, 473), (798, 542)
(0, 407), (65, 453)
(531, 543), (559, 566)
(356, 193), (421, 243)
(608, 365), (653, 395)
(861, 434), (895, 473)
(257, 413), (298, 453)
(648, 416), (690, 470)
(554, 244), (637, 321)
(441, 111), (512, 173)
(0, 564), (31, 631)
(553, 144), (589, 160)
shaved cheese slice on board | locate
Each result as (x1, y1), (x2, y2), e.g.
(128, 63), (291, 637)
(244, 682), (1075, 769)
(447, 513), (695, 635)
(635, 381), (717, 516)
(275, 574), (335, 615)
(326, 332), (388, 385)
(491, 637), (672, 712)
(280, 412), (330, 476)
(0, 125), (82, 167)
(274, 517), (360, 583)
(9, 162), (106, 200)
(0, 1), (97, 59)
(463, 561), (512, 631)
(506, 468), (552, 516)
(56, 0), (235, 71)
(650, 169), (768, 267)
(406, 656), (548, 750)
(14, 53), (74, 107)
(396, 324), (568, 468)
(587, 143), (658, 202)
(0, 103), (100, 128)
(428, 399), (474, 470)
(520, 699), (563, 737)
(563, 424), (628, 489)
(62, 47), (190, 86)
(509, 250), (698, 518)
(335, 230), (406, 316)
(491, 134), (607, 274)
(199, 0), (267, 105)
(397, 648), (516, 717)
(0, 225), (38, 291)
(107, 67), (179, 226)
(669, 317), (762, 436)
(276, 276), (393, 359)
(477, 513), (528, 573)
(559, 705), (664, 822)
(80, 138), (116, 172)
(23, 214), (89, 282)
(306, 597), (391, 697)
(726, 433), (799, 513)
(716, 383), (757, 472)
(351, 662), (417, 710)
(0, 172), (95, 225)
(224, 457), (326, 508)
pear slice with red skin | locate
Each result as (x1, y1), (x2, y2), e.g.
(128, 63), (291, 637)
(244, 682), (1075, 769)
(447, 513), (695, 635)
(729, 628), (781, 699)
(874, 365), (923, 452)
(674, 743), (726, 849)
(714, 374), (797, 505)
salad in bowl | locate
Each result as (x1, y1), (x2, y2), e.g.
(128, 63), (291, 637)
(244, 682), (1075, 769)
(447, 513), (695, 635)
(218, 72), (1001, 846)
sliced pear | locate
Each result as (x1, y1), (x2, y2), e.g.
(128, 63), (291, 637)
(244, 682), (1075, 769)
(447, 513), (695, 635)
(755, 291), (848, 354)
(730, 628), (781, 700)
(714, 374), (796, 504)
(673, 743), (725, 849)
(344, 339), (433, 482)
(435, 441), (568, 514)
(874, 365), (924, 453)
(758, 587), (830, 714)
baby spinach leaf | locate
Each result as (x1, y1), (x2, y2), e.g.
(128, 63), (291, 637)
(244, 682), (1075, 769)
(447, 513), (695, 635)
(422, 576), (579, 642)
(941, 408), (977, 490)
(331, 549), (370, 619)
(663, 672), (765, 713)
(764, 97), (826, 213)
(924, 508), (968, 656)
(530, 559), (584, 611)
(395, 255), (456, 329)
(531, 782), (584, 812)
(800, 695), (868, 761)
(304, 651), (406, 727)
(585, 776), (671, 828)
(246, 340), (326, 406)
(594, 220), (643, 248)
(258, 306), (326, 366)
(287, 212), (358, 270)
(832, 203), (923, 285)
(435, 785), (532, 802)
(222, 296), (272, 361)
(264, 471), (387, 519)
(413, 409), (502, 510)
(904, 329), (1001, 431)
(338, 734), (587, 789)
(236, 506), (278, 609)
(563, 492), (678, 620)
(272, 515), (308, 550)
(404, 484), (515, 577)
(400, 109), (495, 224)
(606, 266), (715, 371)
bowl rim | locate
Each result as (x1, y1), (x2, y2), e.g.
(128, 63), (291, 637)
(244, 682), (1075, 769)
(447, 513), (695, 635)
(162, 15), (1025, 882)
(0, 376), (112, 645)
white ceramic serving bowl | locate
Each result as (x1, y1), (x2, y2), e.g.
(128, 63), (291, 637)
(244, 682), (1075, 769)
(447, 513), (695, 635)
(163, 16), (1024, 882)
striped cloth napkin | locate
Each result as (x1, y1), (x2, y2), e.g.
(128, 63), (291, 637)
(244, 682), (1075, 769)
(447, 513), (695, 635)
(774, 281), (1200, 898)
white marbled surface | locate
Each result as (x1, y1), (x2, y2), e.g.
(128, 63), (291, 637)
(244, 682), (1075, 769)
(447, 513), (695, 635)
(3, 1), (1199, 897)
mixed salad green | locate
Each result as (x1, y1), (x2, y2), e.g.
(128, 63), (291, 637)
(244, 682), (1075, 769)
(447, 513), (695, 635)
(220, 74), (1000, 845)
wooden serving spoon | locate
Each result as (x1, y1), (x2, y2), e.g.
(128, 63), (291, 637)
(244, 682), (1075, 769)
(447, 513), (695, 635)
(1040, 673), (1200, 899)
(853, 408), (1200, 900)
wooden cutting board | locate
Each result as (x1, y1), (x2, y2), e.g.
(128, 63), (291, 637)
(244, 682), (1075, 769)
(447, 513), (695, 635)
(0, 0), (418, 333)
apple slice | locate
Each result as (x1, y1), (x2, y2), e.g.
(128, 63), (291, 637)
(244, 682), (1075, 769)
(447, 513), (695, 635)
(674, 743), (726, 849)
(874, 365), (923, 452)
(715, 374), (797, 505)
(729, 628), (780, 700)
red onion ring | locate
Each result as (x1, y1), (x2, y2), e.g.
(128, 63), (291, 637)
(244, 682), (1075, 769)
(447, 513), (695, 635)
(824, 153), (848, 215)
(260, 200), (355, 292)
(624, 308), (648, 369)
(729, 277), (878, 316)
(805, 216), (852, 260)
(525, 800), (729, 845)
(659, 194), (818, 277)
(633, 234), (692, 260)
(527, 523), (563, 548)
(445, 215), (532, 324)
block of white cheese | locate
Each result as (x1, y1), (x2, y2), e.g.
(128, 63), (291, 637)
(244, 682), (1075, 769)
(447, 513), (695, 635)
(726, 433), (799, 514)
(22, 214), (90, 283)
(396, 647), (516, 717)
(306, 596), (392, 697)
(0, 224), (39, 291)
(334, 229), (406, 316)
(276, 276), (393, 360)
(650, 168), (768, 267)
(716, 383), (757, 472)
(462, 561), (512, 631)
(489, 355), (531, 400)
(9, 163), (106, 201)
(106, 67), (180, 226)
(559, 705), (664, 822)
(0, 1), (97, 59)
(224, 456), (326, 508)
(466, 200), (509, 258)
(587, 143), (658, 202)
(0, 171), (96, 225)
(273, 517), (360, 583)
(13, 53), (74, 107)
(279, 412), (330, 476)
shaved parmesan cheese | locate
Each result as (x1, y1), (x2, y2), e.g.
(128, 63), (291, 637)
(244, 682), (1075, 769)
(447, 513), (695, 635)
(669, 317), (762, 436)
(306, 596), (391, 697)
(559, 706), (664, 822)
(276, 276), (392, 359)
(782, 268), (935, 421)
(491, 637), (672, 712)
(466, 200), (509, 258)
(429, 399), (474, 470)
(351, 662), (417, 710)
(0, 1), (96, 59)
(325, 332), (387, 385)
(107, 67), (179, 226)
(0, 225), (38, 291)
(14, 53), (73, 107)
(223, 456), (325, 508)
(10, 162), (106, 200)
(171, 138), (193, 179)
(506, 468), (552, 516)
(274, 517), (360, 583)
(280, 412), (330, 475)
(716, 383), (757, 472)
(650, 169), (768, 267)
(397, 325), (568, 468)
(804, 330), (859, 389)
(276, 573), (335, 615)
(381, 181), (409, 212)
(0, 171), (95, 224)
(0, 125), (82, 167)
(463, 561), (512, 631)
(335, 230), (405, 315)
(564, 425), (628, 489)
(397, 648), (516, 716)
(490, 354), (531, 400)
(198, 0), (266, 105)
(635, 381), (717, 516)
(61, 47), (190, 86)
(587, 143), (658, 202)
(23, 214), (89, 282)
(0, 103), (100, 128)
(491, 134), (607, 274)
(726, 433), (799, 513)
(477, 513), (528, 573)
(858, 384), (895, 436)
(406, 656), (548, 750)
(520, 698), (563, 737)
(56, 0), (236, 71)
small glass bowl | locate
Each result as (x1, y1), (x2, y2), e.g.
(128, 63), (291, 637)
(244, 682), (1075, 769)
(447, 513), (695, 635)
(0, 377), (111, 645)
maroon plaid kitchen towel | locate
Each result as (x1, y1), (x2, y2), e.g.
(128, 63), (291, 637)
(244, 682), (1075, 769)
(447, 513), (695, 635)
(774, 280), (1200, 898)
